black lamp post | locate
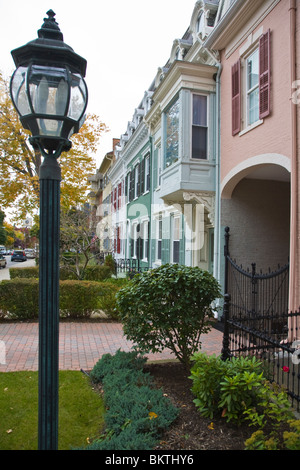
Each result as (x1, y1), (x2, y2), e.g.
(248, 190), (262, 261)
(10, 10), (88, 450)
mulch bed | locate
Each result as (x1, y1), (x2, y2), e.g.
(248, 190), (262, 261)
(144, 361), (253, 451)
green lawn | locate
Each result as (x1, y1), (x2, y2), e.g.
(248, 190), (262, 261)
(0, 370), (105, 450)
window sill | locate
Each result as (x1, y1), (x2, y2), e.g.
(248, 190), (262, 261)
(239, 119), (263, 136)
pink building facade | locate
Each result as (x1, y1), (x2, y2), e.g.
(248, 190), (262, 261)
(206, 0), (300, 312)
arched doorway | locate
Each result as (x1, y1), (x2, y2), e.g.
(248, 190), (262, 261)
(221, 157), (291, 273)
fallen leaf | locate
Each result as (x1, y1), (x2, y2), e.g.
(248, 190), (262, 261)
(6, 429), (13, 434)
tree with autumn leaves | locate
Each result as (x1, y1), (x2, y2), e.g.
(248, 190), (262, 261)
(0, 72), (108, 221)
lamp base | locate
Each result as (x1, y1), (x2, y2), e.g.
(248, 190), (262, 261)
(30, 136), (72, 158)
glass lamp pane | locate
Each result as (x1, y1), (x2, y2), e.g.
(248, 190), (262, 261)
(37, 118), (63, 137)
(29, 65), (69, 116)
(11, 67), (31, 116)
(67, 73), (87, 121)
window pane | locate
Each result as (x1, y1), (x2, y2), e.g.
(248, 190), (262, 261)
(248, 88), (259, 125)
(166, 99), (179, 167)
(192, 126), (207, 159)
(193, 95), (207, 126)
(173, 241), (180, 263)
(157, 240), (162, 260)
(247, 49), (259, 91)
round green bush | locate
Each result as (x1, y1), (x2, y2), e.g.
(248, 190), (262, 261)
(116, 263), (221, 367)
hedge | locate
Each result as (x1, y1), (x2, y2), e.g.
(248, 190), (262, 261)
(0, 278), (122, 320)
(9, 265), (112, 282)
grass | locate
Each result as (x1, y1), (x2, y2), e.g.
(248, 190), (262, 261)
(0, 370), (105, 450)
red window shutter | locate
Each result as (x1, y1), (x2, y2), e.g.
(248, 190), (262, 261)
(232, 60), (241, 136)
(114, 187), (117, 211)
(259, 29), (271, 119)
(111, 190), (114, 213)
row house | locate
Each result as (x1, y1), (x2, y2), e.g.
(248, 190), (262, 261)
(89, 139), (119, 255)
(90, 0), (300, 316)
(204, 0), (300, 312)
(105, 0), (221, 278)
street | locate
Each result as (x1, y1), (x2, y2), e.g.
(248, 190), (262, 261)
(0, 256), (36, 281)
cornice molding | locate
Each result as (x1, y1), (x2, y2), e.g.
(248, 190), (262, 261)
(204, 0), (280, 53)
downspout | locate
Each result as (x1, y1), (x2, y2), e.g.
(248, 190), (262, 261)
(289, 0), (298, 314)
(214, 62), (222, 291)
(197, 36), (223, 301)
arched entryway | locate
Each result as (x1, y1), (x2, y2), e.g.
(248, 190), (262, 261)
(221, 156), (291, 273)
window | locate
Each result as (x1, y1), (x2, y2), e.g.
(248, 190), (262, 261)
(232, 30), (270, 135)
(144, 155), (150, 192)
(126, 172), (130, 202)
(134, 164), (139, 199)
(157, 147), (162, 187)
(157, 217), (162, 261)
(141, 220), (149, 260)
(165, 98), (179, 167)
(192, 95), (207, 159)
(172, 216), (180, 264)
(117, 182), (122, 210)
(247, 49), (259, 125)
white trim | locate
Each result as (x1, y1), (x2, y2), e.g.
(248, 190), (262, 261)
(239, 119), (263, 136)
(221, 154), (291, 199)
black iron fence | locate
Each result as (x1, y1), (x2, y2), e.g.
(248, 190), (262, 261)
(114, 258), (149, 278)
(222, 227), (300, 412)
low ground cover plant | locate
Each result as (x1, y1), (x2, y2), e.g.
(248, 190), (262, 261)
(116, 264), (221, 368)
(80, 350), (178, 450)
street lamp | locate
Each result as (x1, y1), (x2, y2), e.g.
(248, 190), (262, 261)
(10, 10), (88, 450)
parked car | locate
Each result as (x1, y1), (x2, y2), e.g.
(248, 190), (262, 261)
(25, 249), (36, 258)
(11, 250), (27, 262)
(0, 254), (7, 268)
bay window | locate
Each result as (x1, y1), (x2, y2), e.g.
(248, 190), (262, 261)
(165, 98), (179, 167)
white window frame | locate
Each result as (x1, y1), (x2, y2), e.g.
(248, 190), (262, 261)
(191, 93), (209, 160)
(141, 219), (149, 261)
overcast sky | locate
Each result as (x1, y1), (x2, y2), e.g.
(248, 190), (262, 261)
(0, 0), (197, 167)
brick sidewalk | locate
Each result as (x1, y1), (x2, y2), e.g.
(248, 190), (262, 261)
(0, 322), (224, 372)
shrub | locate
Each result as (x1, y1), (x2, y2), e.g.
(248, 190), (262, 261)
(10, 265), (112, 282)
(97, 284), (121, 320)
(90, 349), (147, 383)
(82, 350), (178, 450)
(9, 266), (39, 279)
(190, 352), (294, 427)
(0, 279), (39, 319)
(103, 254), (116, 274)
(0, 279), (122, 320)
(59, 265), (112, 282)
(245, 420), (300, 450)
(116, 264), (221, 367)
(59, 280), (102, 318)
